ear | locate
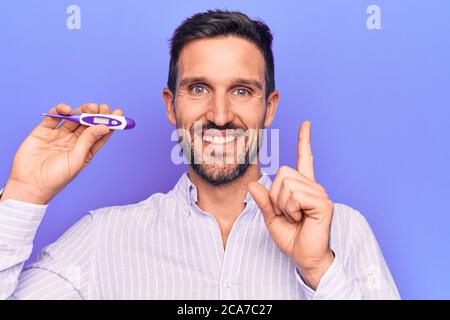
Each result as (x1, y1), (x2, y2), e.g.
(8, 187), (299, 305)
(162, 87), (177, 125)
(263, 89), (280, 128)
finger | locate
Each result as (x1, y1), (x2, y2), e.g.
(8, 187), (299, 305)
(248, 181), (278, 226)
(98, 103), (111, 114)
(81, 102), (99, 114)
(91, 108), (123, 155)
(249, 182), (299, 246)
(270, 167), (288, 215)
(60, 103), (100, 133)
(282, 176), (327, 199)
(272, 166), (327, 201)
(69, 124), (110, 171)
(297, 120), (315, 181)
(285, 196), (303, 222)
(290, 190), (328, 218)
(270, 167), (297, 217)
(276, 187), (298, 223)
(56, 103), (73, 116)
(73, 103), (102, 137)
(277, 177), (325, 222)
(38, 103), (71, 129)
(270, 166), (322, 216)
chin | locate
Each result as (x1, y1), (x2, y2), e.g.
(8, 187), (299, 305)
(191, 161), (250, 186)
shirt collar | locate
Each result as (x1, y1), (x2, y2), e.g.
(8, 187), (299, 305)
(171, 171), (272, 216)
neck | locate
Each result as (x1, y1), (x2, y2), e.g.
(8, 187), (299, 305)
(187, 164), (261, 247)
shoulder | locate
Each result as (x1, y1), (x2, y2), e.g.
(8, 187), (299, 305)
(332, 202), (367, 226)
(87, 188), (186, 227)
(329, 203), (374, 253)
(331, 202), (373, 234)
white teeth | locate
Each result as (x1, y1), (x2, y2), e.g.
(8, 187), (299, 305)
(203, 134), (236, 144)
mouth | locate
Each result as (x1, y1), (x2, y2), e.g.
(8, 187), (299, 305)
(202, 132), (237, 145)
(192, 128), (243, 156)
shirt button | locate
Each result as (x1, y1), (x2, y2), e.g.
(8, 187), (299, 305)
(224, 280), (231, 288)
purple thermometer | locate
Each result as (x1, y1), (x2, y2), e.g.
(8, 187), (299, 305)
(41, 112), (136, 130)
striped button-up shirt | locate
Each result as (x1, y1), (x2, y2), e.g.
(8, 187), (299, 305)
(0, 172), (399, 299)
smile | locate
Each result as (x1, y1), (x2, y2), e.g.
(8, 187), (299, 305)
(202, 133), (236, 144)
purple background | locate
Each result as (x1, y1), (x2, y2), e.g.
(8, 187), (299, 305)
(1, 1), (450, 299)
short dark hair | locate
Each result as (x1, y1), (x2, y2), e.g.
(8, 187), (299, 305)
(167, 10), (275, 100)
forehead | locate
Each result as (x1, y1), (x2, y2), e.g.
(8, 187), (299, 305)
(177, 36), (265, 84)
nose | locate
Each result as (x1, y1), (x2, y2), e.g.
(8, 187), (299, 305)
(205, 92), (234, 127)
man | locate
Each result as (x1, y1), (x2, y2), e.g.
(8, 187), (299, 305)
(0, 10), (399, 299)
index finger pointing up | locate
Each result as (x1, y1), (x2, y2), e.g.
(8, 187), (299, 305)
(296, 120), (316, 181)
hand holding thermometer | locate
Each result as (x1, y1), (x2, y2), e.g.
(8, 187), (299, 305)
(41, 112), (136, 130)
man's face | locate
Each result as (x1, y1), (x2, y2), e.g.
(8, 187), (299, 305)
(164, 36), (278, 185)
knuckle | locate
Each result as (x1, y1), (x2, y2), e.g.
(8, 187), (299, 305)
(282, 177), (295, 190)
(86, 102), (98, 110)
(324, 199), (334, 212)
(316, 183), (326, 194)
(292, 189), (302, 199)
(278, 165), (290, 175)
(281, 177), (288, 189)
(55, 103), (68, 112)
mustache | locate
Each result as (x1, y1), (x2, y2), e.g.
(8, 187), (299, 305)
(197, 121), (247, 132)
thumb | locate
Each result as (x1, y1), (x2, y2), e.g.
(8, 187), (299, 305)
(70, 125), (110, 169)
(248, 181), (277, 226)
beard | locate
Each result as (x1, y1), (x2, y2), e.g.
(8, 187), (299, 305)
(183, 121), (260, 186)
(191, 152), (251, 186)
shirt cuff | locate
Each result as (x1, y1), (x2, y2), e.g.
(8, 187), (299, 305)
(0, 194), (48, 244)
(295, 254), (362, 300)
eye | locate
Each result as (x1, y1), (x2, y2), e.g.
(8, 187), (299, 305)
(233, 88), (251, 97)
(191, 85), (208, 95)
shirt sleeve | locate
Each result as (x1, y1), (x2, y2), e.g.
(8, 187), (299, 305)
(295, 205), (400, 300)
(0, 198), (47, 299)
(0, 198), (95, 300)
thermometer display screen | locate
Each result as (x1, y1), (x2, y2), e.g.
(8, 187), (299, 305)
(93, 117), (110, 125)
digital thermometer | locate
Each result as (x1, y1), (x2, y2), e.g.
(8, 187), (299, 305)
(41, 112), (136, 130)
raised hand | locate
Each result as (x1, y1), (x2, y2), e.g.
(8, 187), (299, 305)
(1, 103), (123, 205)
(248, 121), (334, 289)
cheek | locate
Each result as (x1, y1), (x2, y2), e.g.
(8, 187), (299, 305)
(230, 100), (266, 128)
(174, 98), (209, 127)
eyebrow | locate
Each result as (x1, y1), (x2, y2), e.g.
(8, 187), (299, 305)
(233, 78), (263, 90)
(178, 77), (208, 88)
(178, 76), (263, 91)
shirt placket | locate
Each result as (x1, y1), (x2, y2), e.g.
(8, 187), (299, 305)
(215, 203), (255, 300)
